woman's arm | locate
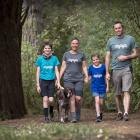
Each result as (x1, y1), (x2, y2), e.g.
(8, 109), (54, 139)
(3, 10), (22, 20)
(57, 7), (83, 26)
(60, 60), (66, 79)
(82, 61), (88, 83)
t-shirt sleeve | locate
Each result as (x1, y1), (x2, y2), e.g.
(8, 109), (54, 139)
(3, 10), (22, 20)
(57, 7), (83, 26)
(35, 56), (41, 67)
(131, 37), (138, 49)
(88, 65), (92, 76)
(106, 39), (111, 52)
(54, 56), (60, 66)
(82, 53), (86, 61)
(62, 53), (66, 61)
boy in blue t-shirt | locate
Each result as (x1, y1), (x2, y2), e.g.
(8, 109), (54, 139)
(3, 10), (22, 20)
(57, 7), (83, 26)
(88, 54), (109, 122)
(35, 42), (61, 122)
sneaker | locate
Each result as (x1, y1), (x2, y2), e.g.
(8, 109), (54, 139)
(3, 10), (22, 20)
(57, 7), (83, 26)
(116, 112), (123, 121)
(71, 118), (77, 123)
(123, 113), (129, 121)
(96, 116), (102, 122)
(45, 117), (50, 123)
(71, 112), (77, 123)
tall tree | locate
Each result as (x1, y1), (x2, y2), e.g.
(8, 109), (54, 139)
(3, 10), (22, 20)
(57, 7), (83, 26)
(0, 0), (26, 119)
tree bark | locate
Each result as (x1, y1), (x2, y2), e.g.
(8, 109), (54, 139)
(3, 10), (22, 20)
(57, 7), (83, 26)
(0, 0), (26, 119)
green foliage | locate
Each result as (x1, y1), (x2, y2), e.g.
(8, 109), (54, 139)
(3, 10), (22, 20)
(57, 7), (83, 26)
(21, 42), (42, 114)
(0, 123), (117, 140)
(22, 0), (140, 112)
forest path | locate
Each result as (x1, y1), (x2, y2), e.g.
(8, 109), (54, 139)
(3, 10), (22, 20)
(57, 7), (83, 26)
(0, 109), (140, 139)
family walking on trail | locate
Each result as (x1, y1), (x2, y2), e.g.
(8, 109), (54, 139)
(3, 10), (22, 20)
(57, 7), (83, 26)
(35, 21), (139, 123)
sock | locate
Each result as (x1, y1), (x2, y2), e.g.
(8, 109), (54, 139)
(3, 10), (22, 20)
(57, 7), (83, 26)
(49, 106), (54, 118)
(44, 108), (48, 118)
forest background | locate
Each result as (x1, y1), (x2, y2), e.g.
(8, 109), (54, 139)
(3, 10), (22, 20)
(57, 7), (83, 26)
(22, 0), (140, 115)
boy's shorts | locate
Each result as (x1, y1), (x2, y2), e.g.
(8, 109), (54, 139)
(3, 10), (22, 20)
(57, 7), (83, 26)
(63, 81), (84, 97)
(40, 79), (55, 97)
(92, 92), (106, 98)
(112, 66), (132, 95)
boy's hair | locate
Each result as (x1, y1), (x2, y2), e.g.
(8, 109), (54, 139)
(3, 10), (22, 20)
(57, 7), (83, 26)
(114, 21), (124, 28)
(42, 41), (52, 49)
(38, 41), (53, 55)
(91, 54), (100, 60)
(70, 37), (80, 43)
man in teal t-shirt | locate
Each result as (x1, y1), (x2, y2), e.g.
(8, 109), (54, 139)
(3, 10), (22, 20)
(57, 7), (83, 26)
(105, 21), (138, 121)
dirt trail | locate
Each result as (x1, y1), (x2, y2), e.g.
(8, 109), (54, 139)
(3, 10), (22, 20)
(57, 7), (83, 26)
(0, 109), (140, 139)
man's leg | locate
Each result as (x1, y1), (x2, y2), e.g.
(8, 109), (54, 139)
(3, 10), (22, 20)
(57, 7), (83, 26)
(123, 92), (130, 121)
(112, 69), (123, 120)
(115, 95), (122, 113)
(122, 67), (132, 121)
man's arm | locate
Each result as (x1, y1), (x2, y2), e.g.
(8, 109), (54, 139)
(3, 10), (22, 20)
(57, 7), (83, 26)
(117, 48), (139, 61)
(36, 66), (41, 93)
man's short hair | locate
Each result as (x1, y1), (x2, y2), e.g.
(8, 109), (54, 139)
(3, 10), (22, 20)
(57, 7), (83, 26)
(114, 21), (124, 28)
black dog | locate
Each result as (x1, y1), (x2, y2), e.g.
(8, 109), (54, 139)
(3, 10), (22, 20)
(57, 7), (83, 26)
(56, 88), (73, 122)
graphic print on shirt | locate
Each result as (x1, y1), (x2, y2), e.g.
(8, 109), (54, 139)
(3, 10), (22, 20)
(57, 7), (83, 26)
(114, 44), (128, 49)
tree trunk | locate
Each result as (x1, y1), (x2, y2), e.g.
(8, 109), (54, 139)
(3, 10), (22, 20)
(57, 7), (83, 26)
(0, 0), (26, 119)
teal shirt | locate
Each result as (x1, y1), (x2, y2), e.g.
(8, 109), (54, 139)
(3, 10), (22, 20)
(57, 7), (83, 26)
(106, 35), (138, 69)
(35, 55), (60, 80)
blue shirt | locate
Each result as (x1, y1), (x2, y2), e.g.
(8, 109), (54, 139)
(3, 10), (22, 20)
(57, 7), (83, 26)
(88, 64), (106, 93)
(35, 55), (60, 80)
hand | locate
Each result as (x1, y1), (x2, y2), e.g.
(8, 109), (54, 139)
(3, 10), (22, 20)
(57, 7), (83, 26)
(37, 85), (41, 94)
(117, 55), (128, 61)
(106, 73), (110, 81)
(56, 83), (64, 90)
(84, 76), (88, 84)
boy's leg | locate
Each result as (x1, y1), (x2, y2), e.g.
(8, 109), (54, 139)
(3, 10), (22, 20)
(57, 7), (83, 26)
(48, 80), (55, 120)
(95, 96), (100, 116)
(99, 97), (104, 120)
(95, 96), (102, 122)
(43, 96), (49, 122)
(49, 97), (54, 120)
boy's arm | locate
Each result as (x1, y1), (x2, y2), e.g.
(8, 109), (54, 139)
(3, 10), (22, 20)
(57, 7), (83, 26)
(55, 66), (61, 88)
(106, 78), (109, 93)
(36, 66), (41, 93)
